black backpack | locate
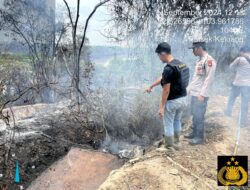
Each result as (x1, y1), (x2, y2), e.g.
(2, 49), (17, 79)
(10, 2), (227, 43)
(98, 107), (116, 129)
(167, 61), (190, 93)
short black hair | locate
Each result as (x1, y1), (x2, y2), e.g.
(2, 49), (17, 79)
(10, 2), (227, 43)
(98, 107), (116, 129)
(240, 45), (250, 53)
(155, 42), (171, 54)
(190, 42), (206, 51)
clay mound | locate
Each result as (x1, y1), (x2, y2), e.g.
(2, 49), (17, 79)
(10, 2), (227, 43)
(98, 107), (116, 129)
(27, 148), (123, 190)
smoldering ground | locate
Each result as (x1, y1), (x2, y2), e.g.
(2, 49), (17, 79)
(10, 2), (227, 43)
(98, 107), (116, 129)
(0, 1), (250, 189)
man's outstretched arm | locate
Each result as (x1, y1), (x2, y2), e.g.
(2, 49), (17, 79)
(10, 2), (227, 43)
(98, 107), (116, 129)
(145, 76), (162, 93)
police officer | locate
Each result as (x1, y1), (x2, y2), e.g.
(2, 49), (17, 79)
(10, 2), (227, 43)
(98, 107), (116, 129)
(185, 42), (217, 145)
(146, 42), (190, 150)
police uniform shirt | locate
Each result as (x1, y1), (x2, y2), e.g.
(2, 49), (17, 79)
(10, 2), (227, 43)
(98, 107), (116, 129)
(187, 53), (217, 97)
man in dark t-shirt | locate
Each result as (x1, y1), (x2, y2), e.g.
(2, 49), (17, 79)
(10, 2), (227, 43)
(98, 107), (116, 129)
(161, 59), (189, 100)
(145, 42), (189, 151)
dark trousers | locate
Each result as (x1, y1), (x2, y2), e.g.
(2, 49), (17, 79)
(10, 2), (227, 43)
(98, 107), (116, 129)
(226, 85), (250, 127)
(190, 96), (209, 139)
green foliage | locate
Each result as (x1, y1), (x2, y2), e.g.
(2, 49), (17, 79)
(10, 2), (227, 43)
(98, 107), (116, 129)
(0, 53), (32, 97)
(0, 53), (32, 78)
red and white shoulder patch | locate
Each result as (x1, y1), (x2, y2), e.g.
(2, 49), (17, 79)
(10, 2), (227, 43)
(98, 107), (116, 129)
(208, 60), (213, 67)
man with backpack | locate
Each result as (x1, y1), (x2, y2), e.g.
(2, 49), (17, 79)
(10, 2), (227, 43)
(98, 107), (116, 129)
(145, 42), (190, 150)
(225, 46), (250, 128)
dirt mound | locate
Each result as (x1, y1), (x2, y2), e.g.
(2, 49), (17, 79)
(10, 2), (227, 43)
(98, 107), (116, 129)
(98, 151), (211, 190)
(27, 148), (123, 190)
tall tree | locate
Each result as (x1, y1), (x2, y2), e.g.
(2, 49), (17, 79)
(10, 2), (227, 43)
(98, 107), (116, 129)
(62, 0), (111, 104)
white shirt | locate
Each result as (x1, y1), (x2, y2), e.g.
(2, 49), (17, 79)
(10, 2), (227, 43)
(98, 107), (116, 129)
(230, 55), (250, 86)
(187, 53), (217, 97)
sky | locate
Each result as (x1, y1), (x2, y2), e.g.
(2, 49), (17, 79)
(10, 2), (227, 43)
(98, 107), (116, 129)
(56, 0), (114, 46)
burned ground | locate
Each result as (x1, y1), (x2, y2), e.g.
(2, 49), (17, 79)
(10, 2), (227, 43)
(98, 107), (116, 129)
(0, 95), (249, 190)
(0, 103), (106, 190)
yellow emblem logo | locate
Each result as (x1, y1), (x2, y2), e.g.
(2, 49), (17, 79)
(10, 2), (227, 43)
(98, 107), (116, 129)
(218, 156), (248, 186)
